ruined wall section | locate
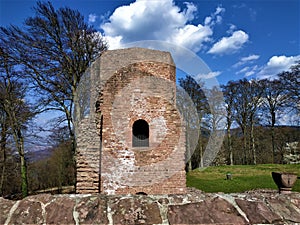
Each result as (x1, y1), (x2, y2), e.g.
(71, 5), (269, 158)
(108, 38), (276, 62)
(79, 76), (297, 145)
(98, 62), (186, 195)
(75, 61), (101, 194)
(76, 48), (186, 195)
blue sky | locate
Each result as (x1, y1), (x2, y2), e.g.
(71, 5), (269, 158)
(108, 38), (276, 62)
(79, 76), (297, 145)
(0, 0), (299, 85)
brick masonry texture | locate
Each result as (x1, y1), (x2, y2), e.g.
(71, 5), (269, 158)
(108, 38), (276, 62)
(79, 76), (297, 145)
(75, 48), (186, 195)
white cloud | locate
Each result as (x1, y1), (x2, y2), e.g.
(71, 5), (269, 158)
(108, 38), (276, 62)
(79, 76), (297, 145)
(170, 24), (212, 52)
(233, 54), (260, 68)
(204, 17), (212, 26)
(195, 71), (221, 79)
(241, 54), (260, 62)
(257, 55), (300, 79)
(236, 65), (259, 77)
(227, 24), (237, 34)
(214, 6), (225, 15)
(267, 55), (298, 68)
(204, 5), (225, 26)
(183, 2), (197, 21)
(236, 66), (250, 74)
(208, 30), (249, 55)
(216, 15), (222, 24)
(101, 0), (224, 52)
(105, 35), (123, 49)
(88, 14), (97, 23)
(245, 70), (255, 77)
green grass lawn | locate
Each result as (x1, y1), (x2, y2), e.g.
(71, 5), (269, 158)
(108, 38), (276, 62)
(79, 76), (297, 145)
(186, 164), (300, 193)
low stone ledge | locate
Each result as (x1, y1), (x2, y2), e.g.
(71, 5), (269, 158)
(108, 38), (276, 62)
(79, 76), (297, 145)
(168, 197), (247, 224)
(1, 189), (299, 224)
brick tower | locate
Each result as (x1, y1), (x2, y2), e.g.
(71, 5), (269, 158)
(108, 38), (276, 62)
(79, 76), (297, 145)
(75, 48), (186, 195)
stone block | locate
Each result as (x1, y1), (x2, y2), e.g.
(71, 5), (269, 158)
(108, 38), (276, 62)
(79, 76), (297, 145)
(110, 197), (162, 224)
(45, 196), (75, 224)
(167, 197), (247, 224)
(236, 199), (282, 224)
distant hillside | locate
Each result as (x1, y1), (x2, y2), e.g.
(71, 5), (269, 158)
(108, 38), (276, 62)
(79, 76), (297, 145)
(229, 125), (300, 139)
(26, 147), (53, 162)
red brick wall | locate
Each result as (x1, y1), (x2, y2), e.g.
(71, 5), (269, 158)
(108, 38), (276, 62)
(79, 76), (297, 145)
(76, 48), (186, 195)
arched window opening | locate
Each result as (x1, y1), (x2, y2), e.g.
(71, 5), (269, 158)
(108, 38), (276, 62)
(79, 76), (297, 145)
(132, 119), (149, 147)
(136, 192), (148, 195)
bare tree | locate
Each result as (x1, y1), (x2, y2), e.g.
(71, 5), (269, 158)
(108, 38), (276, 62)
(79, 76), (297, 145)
(176, 86), (199, 171)
(203, 86), (226, 166)
(279, 62), (300, 124)
(259, 79), (289, 163)
(206, 86), (225, 132)
(0, 47), (34, 197)
(231, 79), (249, 164)
(179, 75), (209, 168)
(0, 102), (8, 196)
(232, 79), (263, 165)
(0, 1), (107, 156)
(222, 81), (237, 165)
(249, 80), (264, 165)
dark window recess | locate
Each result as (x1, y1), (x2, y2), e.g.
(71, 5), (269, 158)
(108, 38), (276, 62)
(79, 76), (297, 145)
(132, 119), (149, 147)
(136, 192), (148, 195)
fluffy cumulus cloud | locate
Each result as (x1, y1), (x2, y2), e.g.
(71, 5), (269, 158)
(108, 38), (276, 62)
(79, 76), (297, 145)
(257, 55), (300, 79)
(208, 30), (249, 55)
(101, 0), (224, 52)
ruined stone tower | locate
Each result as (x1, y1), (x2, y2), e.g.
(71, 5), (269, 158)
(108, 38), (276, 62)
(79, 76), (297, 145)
(75, 48), (186, 195)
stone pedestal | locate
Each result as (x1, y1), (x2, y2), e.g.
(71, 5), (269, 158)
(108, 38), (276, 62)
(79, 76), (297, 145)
(272, 172), (298, 194)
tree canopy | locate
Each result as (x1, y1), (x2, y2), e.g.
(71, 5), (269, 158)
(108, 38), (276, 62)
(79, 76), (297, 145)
(0, 1), (107, 197)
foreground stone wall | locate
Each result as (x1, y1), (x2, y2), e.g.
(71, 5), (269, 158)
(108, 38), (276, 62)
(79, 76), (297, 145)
(1, 189), (300, 224)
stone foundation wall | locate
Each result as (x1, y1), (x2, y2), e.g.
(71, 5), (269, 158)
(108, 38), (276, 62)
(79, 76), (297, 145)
(1, 190), (300, 224)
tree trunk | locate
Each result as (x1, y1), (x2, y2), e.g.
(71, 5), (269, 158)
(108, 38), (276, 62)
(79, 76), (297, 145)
(0, 150), (5, 196)
(242, 126), (247, 165)
(186, 141), (192, 171)
(271, 111), (276, 163)
(198, 133), (204, 168)
(0, 123), (7, 196)
(227, 119), (233, 165)
(20, 149), (28, 197)
(13, 129), (28, 198)
(228, 132), (233, 165)
(186, 120), (192, 172)
(5, 104), (29, 197)
(250, 122), (256, 165)
(70, 84), (78, 192)
(199, 149), (204, 168)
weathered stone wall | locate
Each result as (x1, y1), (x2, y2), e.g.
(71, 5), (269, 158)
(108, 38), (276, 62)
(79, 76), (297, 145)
(76, 48), (186, 195)
(76, 57), (102, 194)
(1, 190), (300, 224)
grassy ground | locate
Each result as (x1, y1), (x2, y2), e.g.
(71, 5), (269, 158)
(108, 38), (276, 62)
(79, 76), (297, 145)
(186, 164), (300, 193)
